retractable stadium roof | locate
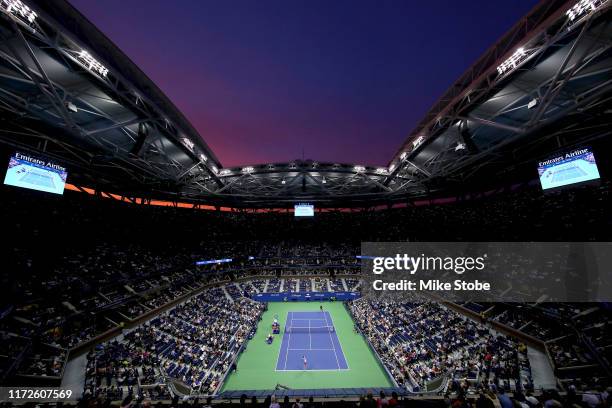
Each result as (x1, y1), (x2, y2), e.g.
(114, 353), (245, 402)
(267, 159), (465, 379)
(0, 0), (223, 195)
(386, 0), (612, 193)
(0, 0), (611, 207)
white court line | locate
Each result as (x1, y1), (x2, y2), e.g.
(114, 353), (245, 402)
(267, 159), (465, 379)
(308, 318), (312, 349)
(323, 311), (343, 370)
(274, 311), (350, 372)
(283, 311), (292, 370)
(274, 368), (350, 372)
(290, 318), (328, 322)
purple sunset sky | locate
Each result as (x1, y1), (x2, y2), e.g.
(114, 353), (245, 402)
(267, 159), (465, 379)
(70, 0), (539, 167)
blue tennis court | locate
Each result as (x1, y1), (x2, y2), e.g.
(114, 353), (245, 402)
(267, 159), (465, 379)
(276, 311), (349, 371)
(551, 165), (587, 182)
(20, 171), (56, 188)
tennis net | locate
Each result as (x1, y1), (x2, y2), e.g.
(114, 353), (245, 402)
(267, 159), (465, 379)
(285, 325), (334, 333)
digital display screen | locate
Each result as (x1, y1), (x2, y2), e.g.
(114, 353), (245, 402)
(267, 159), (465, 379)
(294, 203), (314, 217)
(4, 152), (67, 195)
(195, 258), (232, 266)
(538, 148), (600, 190)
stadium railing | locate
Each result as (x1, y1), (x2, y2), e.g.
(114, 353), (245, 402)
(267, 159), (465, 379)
(213, 329), (250, 397)
(423, 373), (449, 394)
(218, 387), (409, 400)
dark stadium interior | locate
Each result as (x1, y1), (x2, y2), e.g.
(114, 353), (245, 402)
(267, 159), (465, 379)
(1, 0), (612, 408)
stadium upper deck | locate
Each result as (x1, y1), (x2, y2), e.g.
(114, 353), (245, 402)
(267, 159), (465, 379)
(0, 0), (611, 207)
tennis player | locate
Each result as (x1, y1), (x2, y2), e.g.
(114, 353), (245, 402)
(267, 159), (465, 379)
(302, 355), (308, 370)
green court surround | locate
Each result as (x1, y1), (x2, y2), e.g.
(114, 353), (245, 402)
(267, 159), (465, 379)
(222, 302), (392, 391)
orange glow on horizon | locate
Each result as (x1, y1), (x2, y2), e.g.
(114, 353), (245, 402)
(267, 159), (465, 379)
(63, 183), (426, 212)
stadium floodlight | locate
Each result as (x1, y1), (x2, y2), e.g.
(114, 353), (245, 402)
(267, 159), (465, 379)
(77, 50), (109, 78)
(219, 169), (231, 176)
(242, 166), (254, 173)
(566, 0), (606, 23)
(400, 152), (407, 160)
(354, 165), (366, 173)
(199, 154), (207, 162)
(1, 0), (37, 25)
(181, 137), (194, 151)
(528, 98), (538, 109)
(375, 167), (388, 174)
(211, 165), (218, 174)
(65, 101), (78, 113)
(412, 135), (425, 149)
(389, 164), (396, 172)
(496, 47), (528, 76)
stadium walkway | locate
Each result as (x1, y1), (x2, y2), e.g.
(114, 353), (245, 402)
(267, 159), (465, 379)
(528, 347), (557, 390)
(61, 353), (87, 396)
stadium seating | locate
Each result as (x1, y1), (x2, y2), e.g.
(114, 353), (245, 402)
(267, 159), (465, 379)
(349, 299), (533, 393)
(84, 288), (264, 398)
(1, 184), (612, 406)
